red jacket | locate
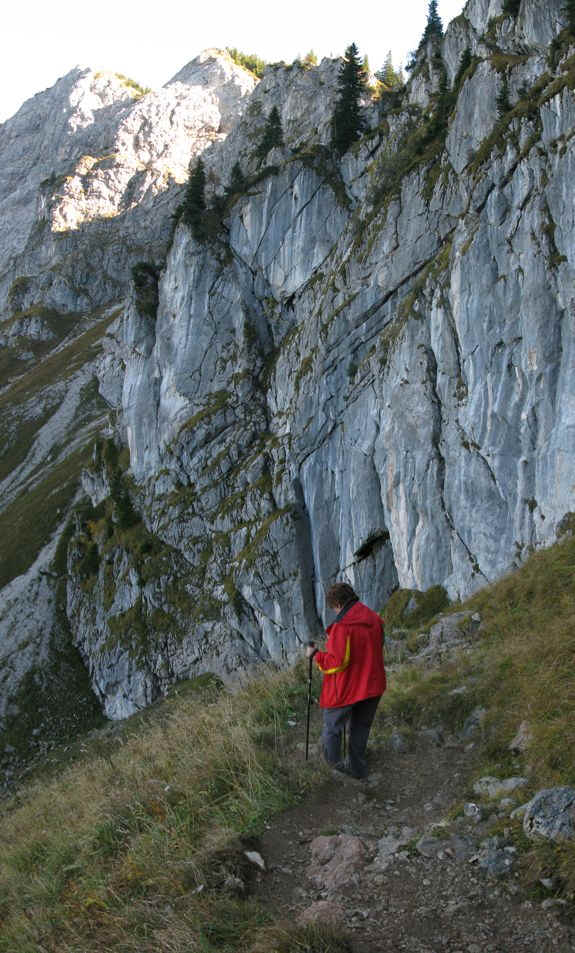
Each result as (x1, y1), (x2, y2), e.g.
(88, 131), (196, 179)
(314, 601), (386, 708)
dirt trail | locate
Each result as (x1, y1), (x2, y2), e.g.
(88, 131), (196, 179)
(253, 736), (574, 952)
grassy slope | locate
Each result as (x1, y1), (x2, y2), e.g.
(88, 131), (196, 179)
(382, 533), (575, 787)
(0, 311), (117, 482)
(0, 310), (81, 389)
(0, 312), (118, 589)
(0, 670), (330, 953)
(381, 531), (575, 895)
(0, 534), (573, 952)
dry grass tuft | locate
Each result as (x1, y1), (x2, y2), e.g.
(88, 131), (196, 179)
(248, 921), (354, 953)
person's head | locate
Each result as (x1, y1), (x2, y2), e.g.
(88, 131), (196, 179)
(325, 582), (358, 611)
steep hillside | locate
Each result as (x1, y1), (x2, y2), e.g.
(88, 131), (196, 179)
(1, 0), (575, 751)
(0, 532), (574, 952)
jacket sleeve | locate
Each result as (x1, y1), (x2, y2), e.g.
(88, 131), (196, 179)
(314, 622), (351, 675)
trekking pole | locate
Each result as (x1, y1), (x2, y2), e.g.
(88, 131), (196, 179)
(305, 642), (315, 761)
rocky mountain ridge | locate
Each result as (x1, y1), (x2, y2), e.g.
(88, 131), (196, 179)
(1, 0), (575, 754)
(0, 50), (256, 319)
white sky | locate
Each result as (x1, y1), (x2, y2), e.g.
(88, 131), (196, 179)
(1, 0), (466, 123)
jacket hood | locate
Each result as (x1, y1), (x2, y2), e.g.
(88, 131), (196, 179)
(328, 600), (376, 631)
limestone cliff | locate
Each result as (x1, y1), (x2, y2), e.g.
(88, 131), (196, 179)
(1, 1), (575, 751)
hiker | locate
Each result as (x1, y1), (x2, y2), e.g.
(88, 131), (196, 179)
(306, 582), (385, 779)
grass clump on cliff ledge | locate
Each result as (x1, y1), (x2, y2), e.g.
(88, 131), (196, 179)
(114, 73), (151, 98)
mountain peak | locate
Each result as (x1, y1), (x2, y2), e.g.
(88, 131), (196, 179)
(166, 48), (258, 93)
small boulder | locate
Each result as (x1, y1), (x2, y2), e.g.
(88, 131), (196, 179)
(472, 836), (516, 877)
(390, 728), (409, 753)
(509, 721), (532, 754)
(461, 707), (487, 740)
(464, 802), (483, 821)
(419, 726), (444, 747)
(308, 834), (369, 892)
(473, 776), (528, 799)
(372, 826), (415, 869)
(449, 834), (476, 862)
(417, 832), (475, 862)
(416, 834), (446, 859)
(523, 787), (575, 842)
(244, 850), (266, 870)
(426, 612), (477, 653)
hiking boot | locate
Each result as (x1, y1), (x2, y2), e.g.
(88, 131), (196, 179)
(331, 762), (367, 782)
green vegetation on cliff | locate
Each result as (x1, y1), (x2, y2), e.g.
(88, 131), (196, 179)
(226, 48), (267, 79)
(256, 106), (284, 163)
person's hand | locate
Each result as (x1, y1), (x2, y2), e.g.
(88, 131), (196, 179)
(305, 643), (316, 658)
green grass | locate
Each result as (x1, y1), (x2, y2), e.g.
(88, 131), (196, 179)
(0, 307), (81, 386)
(248, 922), (354, 952)
(114, 73), (151, 98)
(383, 585), (449, 632)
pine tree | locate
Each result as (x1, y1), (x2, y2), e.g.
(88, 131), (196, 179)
(379, 50), (403, 88)
(382, 51), (394, 86)
(421, 0), (443, 46)
(182, 158), (206, 240)
(256, 106), (284, 163)
(502, 0), (521, 17)
(565, 0), (575, 33)
(433, 65), (451, 133)
(496, 73), (511, 116)
(331, 43), (368, 156)
(454, 47), (472, 89)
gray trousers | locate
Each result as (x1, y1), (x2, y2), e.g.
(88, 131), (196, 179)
(322, 695), (381, 778)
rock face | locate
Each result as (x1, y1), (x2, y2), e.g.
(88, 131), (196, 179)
(2, 1), (575, 728)
(0, 50), (256, 734)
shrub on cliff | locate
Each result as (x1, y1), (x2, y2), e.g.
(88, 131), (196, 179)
(226, 47), (267, 78)
(255, 106), (284, 163)
(227, 161), (247, 194)
(131, 262), (159, 320)
(182, 157), (207, 240)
